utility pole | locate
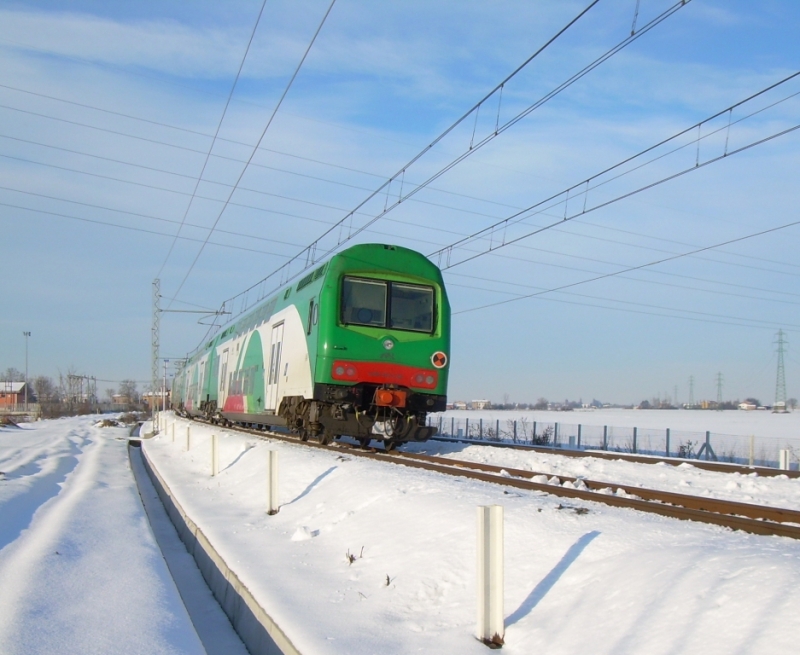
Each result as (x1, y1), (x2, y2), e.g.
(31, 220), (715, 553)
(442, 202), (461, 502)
(716, 372), (723, 410)
(774, 329), (788, 412)
(152, 279), (160, 421)
(23, 331), (31, 411)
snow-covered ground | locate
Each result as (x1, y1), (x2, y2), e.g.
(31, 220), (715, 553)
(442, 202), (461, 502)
(143, 413), (800, 655)
(4, 413), (800, 654)
(0, 416), (244, 655)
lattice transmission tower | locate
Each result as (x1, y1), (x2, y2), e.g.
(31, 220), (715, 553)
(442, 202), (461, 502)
(688, 375), (695, 407)
(716, 372), (723, 410)
(774, 329), (788, 412)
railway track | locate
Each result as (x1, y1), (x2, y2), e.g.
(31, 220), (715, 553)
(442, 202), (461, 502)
(429, 435), (800, 479)
(181, 417), (800, 540)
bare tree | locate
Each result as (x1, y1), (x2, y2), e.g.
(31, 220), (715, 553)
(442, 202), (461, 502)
(119, 380), (139, 404)
(105, 388), (116, 403)
(33, 376), (58, 403)
(1, 367), (25, 382)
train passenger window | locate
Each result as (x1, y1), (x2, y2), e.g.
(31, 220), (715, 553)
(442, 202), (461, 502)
(390, 283), (434, 333)
(341, 278), (386, 327)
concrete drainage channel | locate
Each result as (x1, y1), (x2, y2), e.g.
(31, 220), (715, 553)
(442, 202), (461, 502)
(128, 439), (301, 655)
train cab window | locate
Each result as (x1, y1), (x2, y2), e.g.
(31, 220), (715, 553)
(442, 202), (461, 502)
(341, 278), (386, 327)
(341, 277), (434, 333)
(390, 283), (434, 332)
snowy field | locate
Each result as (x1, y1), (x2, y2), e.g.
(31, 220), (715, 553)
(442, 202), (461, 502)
(430, 409), (800, 467)
(3, 413), (800, 654)
(145, 413), (800, 655)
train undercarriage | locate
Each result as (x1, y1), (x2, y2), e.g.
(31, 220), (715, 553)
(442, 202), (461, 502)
(184, 383), (446, 450)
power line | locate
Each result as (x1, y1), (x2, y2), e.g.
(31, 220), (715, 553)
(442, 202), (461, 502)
(167, 0), (338, 308)
(157, 0), (269, 278)
(214, 0), (688, 325)
(430, 71), (800, 270)
(445, 280), (800, 331)
(454, 217), (800, 316)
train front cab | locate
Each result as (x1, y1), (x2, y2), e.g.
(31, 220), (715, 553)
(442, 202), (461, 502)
(313, 247), (450, 443)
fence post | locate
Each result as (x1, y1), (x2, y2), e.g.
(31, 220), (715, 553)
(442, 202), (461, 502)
(603, 425), (608, 450)
(267, 450), (280, 515)
(533, 421), (537, 442)
(480, 419), (483, 439)
(496, 419), (500, 440)
(466, 418), (470, 439)
(779, 449), (790, 470)
(513, 420), (517, 442)
(665, 428), (670, 457)
(554, 422), (559, 448)
(749, 435), (755, 466)
(577, 424), (582, 449)
(476, 505), (504, 648)
(633, 427), (637, 454)
(451, 417), (455, 437)
(211, 434), (218, 477)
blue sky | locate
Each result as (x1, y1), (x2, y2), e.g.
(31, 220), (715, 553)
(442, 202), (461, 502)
(1, 0), (799, 405)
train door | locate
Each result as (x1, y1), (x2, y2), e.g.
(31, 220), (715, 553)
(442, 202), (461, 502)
(265, 322), (284, 410)
(219, 348), (229, 408)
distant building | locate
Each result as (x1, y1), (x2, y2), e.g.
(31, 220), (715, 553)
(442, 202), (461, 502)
(453, 401), (468, 410)
(0, 381), (36, 407)
(142, 389), (169, 410)
(738, 402), (757, 411)
(471, 400), (491, 410)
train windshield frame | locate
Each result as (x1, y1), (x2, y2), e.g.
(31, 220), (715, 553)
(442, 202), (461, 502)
(341, 276), (435, 333)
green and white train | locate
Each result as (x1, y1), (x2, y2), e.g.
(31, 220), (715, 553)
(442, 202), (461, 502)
(172, 244), (450, 448)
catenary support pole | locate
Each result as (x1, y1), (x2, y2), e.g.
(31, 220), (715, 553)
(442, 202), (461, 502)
(476, 505), (504, 648)
(267, 450), (280, 515)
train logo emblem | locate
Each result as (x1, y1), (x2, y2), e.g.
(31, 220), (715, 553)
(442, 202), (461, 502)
(431, 351), (448, 368)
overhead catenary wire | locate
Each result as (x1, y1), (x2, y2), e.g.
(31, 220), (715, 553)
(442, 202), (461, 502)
(167, 0), (337, 309)
(429, 71), (800, 270)
(214, 0), (690, 327)
(454, 216), (800, 316)
(156, 0), (270, 279)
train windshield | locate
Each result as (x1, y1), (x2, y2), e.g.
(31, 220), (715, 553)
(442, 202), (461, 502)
(341, 277), (434, 333)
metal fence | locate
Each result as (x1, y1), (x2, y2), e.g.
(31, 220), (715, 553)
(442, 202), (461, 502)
(427, 415), (800, 470)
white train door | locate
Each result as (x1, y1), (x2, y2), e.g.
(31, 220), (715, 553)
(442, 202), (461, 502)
(265, 323), (284, 411)
(219, 348), (229, 408)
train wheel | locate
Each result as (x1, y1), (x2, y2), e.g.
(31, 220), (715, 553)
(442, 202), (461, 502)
(318, 430), (332, 446)
(358, 437), (371, 449)
(383, 439), (397, 452)
(299, 429), (310, 442)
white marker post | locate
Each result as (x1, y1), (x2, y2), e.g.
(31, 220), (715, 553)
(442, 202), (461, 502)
(186, 425), (191, 451)
(267, 450), (280, 515)
(779, 448), (790, 471)
(211, 434), (219, 477)
(477, 505), (504, 648)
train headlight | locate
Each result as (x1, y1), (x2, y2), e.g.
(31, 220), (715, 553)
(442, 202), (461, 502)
(383, 339), (394, 350)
